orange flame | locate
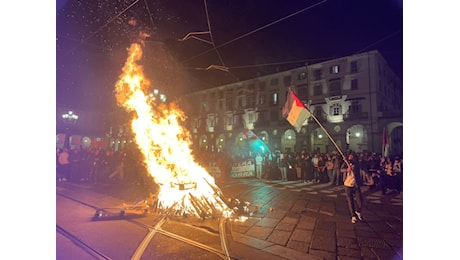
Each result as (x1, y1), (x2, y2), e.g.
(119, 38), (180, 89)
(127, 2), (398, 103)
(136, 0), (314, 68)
(114, 43), (232, 218)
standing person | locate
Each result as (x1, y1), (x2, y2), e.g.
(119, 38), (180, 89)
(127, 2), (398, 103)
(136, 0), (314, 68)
(382, 157), (397, 194)
(341, 153), (364, 224)
(69, 148), (82, 182)
(90, 148), (102, 184)
(255, 153), (263, 179)
(279, 157), (288, 181)
(56, 148), (62, 182)
(294, 153), (302, 181)
(304, 153), (314, 183)
(312, 154), (319, 183)
(366, 155), (379, 188)
(299, 153), (306, 181)
(100, 149), (113, 183)
(325, 155), (334, 185)
(331, 155), (341, 186)
(262, 156), (270, 179)
(317, 155), (327, 183)
(58, 148), (71, 182)
(393, 156), (403, 193)
(82, 148), (95, 182)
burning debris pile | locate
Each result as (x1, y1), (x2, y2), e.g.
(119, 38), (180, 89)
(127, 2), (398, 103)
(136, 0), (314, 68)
(114, 42), (235, 219)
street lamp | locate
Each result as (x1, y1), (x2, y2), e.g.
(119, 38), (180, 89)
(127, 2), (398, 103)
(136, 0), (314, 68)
(62, 110), (79, 123)
(61, 110), (79, 149)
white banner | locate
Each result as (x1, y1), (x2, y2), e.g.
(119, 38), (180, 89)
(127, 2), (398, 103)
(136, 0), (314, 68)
(231, 159), (255, 178)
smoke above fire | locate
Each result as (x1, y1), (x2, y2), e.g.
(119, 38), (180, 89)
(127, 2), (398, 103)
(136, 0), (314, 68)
(114, 42), (232, 218)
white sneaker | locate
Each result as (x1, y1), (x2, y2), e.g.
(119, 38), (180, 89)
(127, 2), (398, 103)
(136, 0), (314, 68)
(351, 216), (357, 224)
(355, 211), (363, 221)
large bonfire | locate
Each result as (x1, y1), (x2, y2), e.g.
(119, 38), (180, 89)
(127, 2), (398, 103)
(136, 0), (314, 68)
(114, 42), (232, 219)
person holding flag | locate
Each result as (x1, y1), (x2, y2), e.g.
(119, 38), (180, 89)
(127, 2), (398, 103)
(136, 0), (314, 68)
(283, 87), (365, 223)
(341, 153), (364, 224)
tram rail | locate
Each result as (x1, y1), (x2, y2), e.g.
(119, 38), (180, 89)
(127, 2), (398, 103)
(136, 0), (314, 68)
(57, 191), (236, 259)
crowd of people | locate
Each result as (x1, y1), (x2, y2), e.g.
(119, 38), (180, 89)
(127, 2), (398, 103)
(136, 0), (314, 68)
(56, 145), (402, 196)
(253, 150), (402, 224)
(56, 146), (152, 185)
(56, 145), (402, 224)
(257, 150), (403, 195)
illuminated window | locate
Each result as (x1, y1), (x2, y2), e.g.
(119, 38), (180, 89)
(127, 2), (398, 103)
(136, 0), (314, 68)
(271, 92), (278, 105)
(330, 104), (342, 115)
(298, 72), (307, 80)
(330, 65), (339, 74)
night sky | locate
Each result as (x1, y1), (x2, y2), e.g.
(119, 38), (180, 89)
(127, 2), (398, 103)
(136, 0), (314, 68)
(56, 0), (403, 112)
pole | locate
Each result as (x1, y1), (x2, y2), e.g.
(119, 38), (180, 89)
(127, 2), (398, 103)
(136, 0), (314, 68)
(309, 113), (350, 167)
(287, 87), (350, 167)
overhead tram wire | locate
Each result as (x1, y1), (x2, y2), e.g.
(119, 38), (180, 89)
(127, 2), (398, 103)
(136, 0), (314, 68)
(186, 56), (336, 76)
(143, 0), (156, 31)
(181, 0), (328, 64)
(60, 0), (141, 59)
(203, 0), (238, 80)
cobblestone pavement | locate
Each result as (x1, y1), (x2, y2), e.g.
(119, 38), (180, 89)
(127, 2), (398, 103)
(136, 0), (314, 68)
(59, 178), (403, 259)
(221, 179), (403, 260)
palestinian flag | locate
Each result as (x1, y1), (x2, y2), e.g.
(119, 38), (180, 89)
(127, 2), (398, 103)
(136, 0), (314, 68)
(282, 88), (310, 132)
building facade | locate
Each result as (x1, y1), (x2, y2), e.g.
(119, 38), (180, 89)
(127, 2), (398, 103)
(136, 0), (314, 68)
(180, 50), (403, 158)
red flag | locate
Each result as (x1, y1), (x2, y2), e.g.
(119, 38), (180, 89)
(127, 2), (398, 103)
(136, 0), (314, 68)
(244, 128), (258, 140)
(282, 88), (310, 132)
(382, 127), (389, 158)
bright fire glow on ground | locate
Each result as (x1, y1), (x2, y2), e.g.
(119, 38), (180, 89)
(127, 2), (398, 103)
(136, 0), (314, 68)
(114, 42), (233, 219)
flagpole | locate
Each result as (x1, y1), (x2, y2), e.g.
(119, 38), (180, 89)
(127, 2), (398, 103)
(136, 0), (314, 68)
(288, 87), (350, 167)
(308, 112), (350, 167)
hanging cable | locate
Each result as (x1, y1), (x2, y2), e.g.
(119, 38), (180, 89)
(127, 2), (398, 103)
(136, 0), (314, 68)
(203, 0), (238, 79)
(182, 0), (328, 63)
